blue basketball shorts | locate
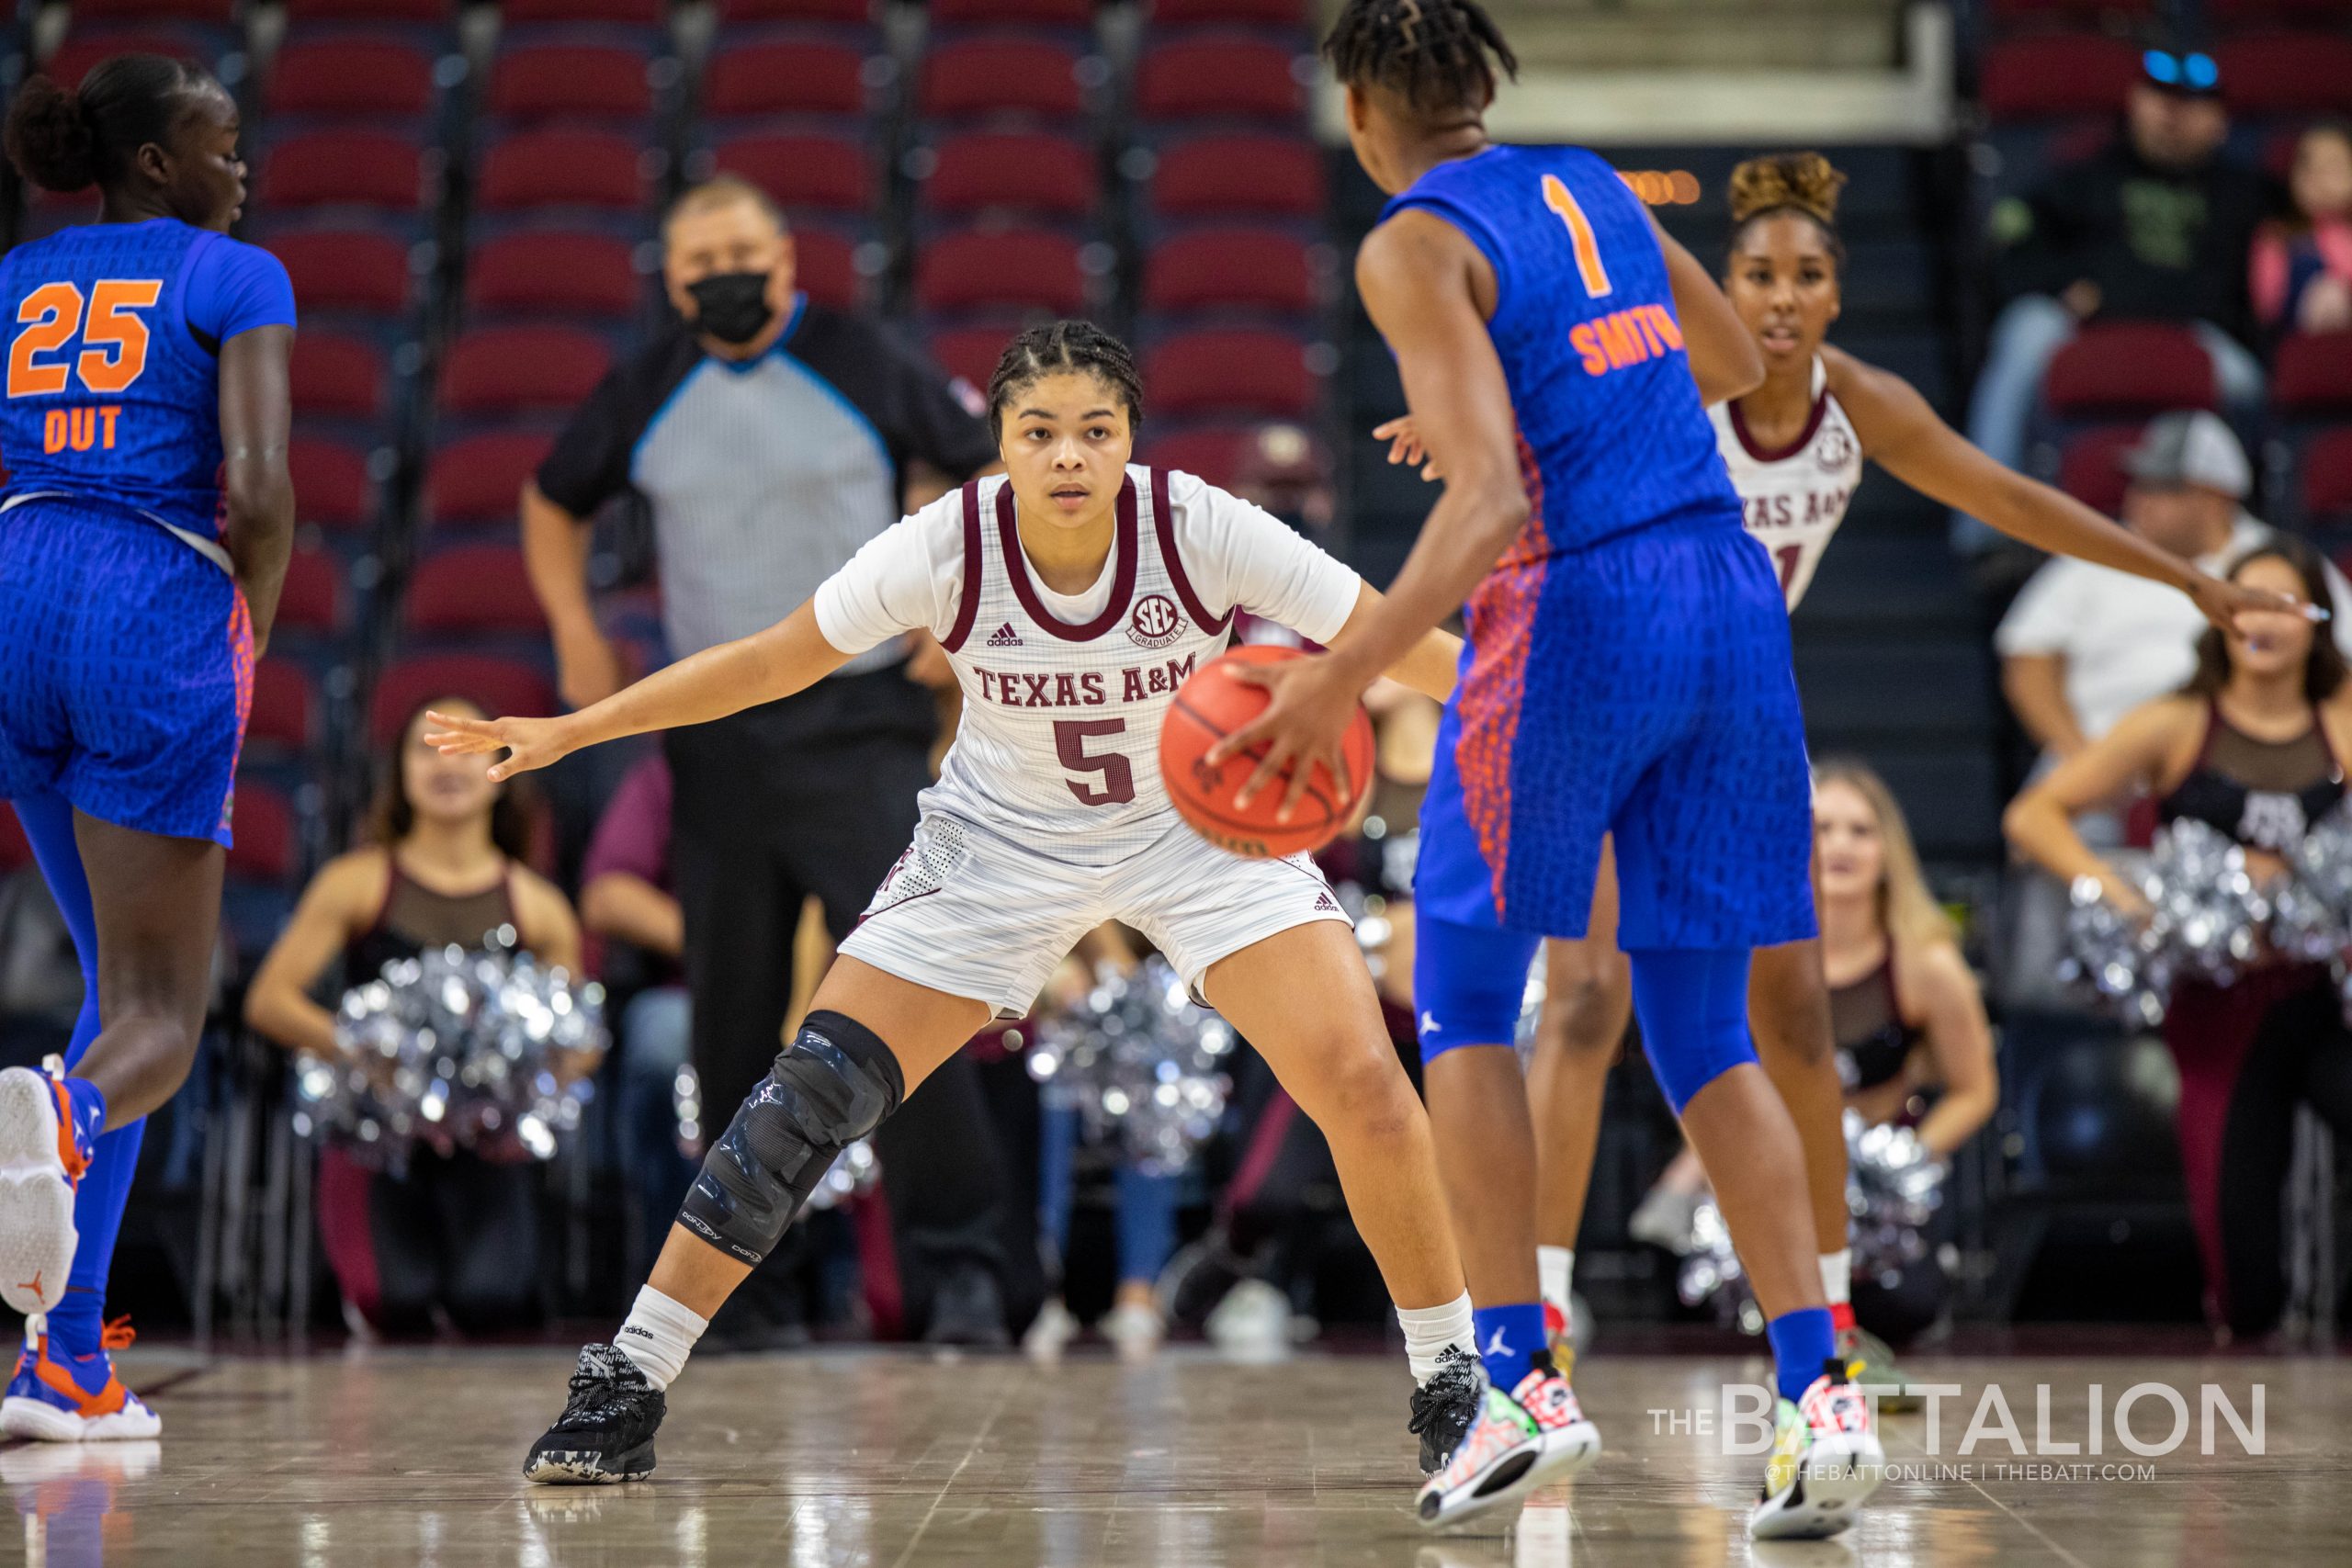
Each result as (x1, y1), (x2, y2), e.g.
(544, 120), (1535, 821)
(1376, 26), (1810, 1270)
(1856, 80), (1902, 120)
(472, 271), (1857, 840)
(0, 497), (253, 846)
(1414, 515), (1815, 1050)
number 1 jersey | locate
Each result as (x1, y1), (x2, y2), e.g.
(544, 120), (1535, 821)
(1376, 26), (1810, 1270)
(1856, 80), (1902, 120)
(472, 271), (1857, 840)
(814, 467), (1363, 866)
(1, 218), (295, 545)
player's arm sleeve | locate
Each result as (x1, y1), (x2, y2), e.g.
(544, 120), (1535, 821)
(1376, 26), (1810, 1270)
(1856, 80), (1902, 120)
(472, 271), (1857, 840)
(534, 367), (639, 518)
(875, 322), (1000, 479)
(812, 493), (963, 654)
(1182, 474), (1362, 646)
(185, 238), (298, 343)
(1992, 563), (2078, 657)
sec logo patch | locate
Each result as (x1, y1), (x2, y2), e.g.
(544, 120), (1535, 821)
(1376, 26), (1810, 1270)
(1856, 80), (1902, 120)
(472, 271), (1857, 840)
(1127, 592), (1184, 649)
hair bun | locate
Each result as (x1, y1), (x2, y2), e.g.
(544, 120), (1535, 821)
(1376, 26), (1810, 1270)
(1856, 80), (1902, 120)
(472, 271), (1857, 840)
(1727, 152), (1847, 227)
(3, 73), (99, 193)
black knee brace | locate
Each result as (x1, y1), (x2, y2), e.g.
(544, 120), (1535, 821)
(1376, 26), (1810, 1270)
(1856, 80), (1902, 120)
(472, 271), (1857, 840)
(678, 1010), (904, 1266)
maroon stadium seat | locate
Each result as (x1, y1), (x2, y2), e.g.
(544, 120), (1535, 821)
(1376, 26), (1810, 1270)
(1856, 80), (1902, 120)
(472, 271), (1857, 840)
(915, 229), (1088, 314)
(788, 229), (861, 307)
(1987, 0), (2156, 22)
(488, 42), (657, 122)
(439, 328), (613, 419)
(2209, 0), (2352, 26)
(288, 333), (386, 422)
(477, 129), (651, 212)
(269, 548), (346, 637)
(715, 0), (871, 22)
(2217, 34), (2352, 118)
(501, 0), (665, 24)
(370, 655), (555, 744)
(1144, 227), (1321, 314)
(466, 231), (643, 320)
(922, 130), (1096, 217)
(928, 326), (1009, 390)
(288, 435), (376, 529)
(259, 130), (426, 209)
(404, 546), (548, 636)
(42, 33), (207, 91)
(2303, 428), (2352, 525)
(2056, 423), (2143, 515)
(1151, 0), (1310, 21)
(246, 661), (321, 752)
(0, 807), (28, 872)
(268, 37), (438, 118)
(282, 0), (455, 20)
(1136, 35), (1305, 122)
(226, 780), (298, 885)
(704, 38), (869, 118)
(2275, 332), (2352, 416)
(1143, 422), (1325, 491)
(73, 0), (239, 24)
(1979, 35), (2141, 121)
(1146, 329), (1317, 419)
(1148, 134), (1325, 219)
(269, 229), (413, 316)
(2042, 322), (2215, 417)
(423, 430), (556, 526)
(931, 0), (1093, 24)
(919, 38), (1089, 120)
(709, 130), (875, 214)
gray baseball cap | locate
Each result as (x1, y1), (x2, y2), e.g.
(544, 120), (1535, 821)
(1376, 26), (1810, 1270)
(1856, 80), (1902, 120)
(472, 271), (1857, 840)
(2121, 410), (2250, 499)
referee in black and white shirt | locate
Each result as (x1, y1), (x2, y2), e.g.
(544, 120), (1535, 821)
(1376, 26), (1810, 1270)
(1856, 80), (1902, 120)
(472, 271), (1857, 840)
(522, 176), (1017, 1343)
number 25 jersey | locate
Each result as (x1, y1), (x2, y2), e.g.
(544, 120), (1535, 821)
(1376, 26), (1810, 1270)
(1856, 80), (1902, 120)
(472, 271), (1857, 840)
(1, 218), (296, 546)
(814, 468), (1363, 867)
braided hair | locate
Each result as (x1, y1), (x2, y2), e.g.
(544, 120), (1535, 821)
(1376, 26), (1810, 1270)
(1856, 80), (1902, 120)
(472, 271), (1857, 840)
(1725, 152), (1849, 272)
(4, 53), (213, 195)
(987, 320), (1146, 436)
(1323, 0), (1519, 118)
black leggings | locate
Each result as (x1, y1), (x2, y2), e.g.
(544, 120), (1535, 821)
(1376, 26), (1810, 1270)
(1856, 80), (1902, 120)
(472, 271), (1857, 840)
(319, 1145), (543, 1335)
(2164, 967), (2352, 1337)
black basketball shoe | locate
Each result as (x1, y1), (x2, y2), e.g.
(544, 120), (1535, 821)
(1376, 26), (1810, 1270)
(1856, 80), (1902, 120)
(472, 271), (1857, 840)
(524, 1344), (667, 1484)
(1408, 1344), (1486, 1474)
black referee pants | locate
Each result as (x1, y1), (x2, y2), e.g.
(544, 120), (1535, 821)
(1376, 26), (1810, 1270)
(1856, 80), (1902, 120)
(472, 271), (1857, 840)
(666, 685), (1017, 1337)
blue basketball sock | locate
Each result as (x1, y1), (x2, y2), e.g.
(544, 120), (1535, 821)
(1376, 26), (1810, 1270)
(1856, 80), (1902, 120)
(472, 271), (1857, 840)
(1473, 1302), (1544, 1392)
(1766, 1306), (1837, 1404)
(17, 789), (142, 1361)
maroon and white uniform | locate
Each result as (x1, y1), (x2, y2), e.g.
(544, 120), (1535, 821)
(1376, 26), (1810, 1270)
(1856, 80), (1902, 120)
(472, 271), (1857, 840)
(1711, 355), (1864, 611)
(815, 466), (1360, 1017)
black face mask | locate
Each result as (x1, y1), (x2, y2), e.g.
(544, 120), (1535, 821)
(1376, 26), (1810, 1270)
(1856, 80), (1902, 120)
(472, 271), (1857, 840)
(685, 271), (775, 345)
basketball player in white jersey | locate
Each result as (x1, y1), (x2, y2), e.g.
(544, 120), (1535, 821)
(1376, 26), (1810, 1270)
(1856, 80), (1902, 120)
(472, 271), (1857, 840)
(1374, 152), (2291, 1395)
(430, 321), (1577, 1517)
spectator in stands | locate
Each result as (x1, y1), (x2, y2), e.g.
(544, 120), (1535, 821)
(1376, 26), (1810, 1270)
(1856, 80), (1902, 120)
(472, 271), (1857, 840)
(1959, 46), (2267, 555)
(519, 175), (1019, 1345)
(2253, 121), (2352, 339)
(244, 698), (582, 1336)
(2005, 540), (2352, 1337)
(1997, 412), (2352, 767)
(577, 754), (696, 1285)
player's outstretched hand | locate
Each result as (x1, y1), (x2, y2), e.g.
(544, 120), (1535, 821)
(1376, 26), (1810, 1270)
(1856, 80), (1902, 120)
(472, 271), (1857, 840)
(1373, 415), (1442, 481)
(1209, 654), (1360, 824)
(2187, 570), (2324, 637)
(422, 710), (573, 783)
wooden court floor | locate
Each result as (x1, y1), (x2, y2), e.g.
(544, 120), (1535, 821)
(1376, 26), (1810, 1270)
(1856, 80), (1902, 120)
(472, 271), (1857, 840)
(6, 1345), (2349, 1566)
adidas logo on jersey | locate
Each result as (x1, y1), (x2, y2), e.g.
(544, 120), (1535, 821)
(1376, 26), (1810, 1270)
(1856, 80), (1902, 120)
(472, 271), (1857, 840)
(1315, 891), (1340, 911)
(986, 622), (1023, 649)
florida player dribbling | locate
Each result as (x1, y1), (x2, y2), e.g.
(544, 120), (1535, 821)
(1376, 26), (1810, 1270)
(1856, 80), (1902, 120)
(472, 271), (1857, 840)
(431, 321), (1577, 1517)
(1223, 2), (1891, 1537)
(0, 53), (295, 1442)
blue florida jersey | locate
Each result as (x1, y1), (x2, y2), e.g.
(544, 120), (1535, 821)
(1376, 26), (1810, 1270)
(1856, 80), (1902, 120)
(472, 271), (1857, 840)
(0, 218), (295, 544)
(1383, 144), (1740, 555)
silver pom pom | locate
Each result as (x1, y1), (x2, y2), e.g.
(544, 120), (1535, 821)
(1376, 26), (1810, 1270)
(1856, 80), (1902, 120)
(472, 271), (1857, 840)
(1029, 957), (1236, 1176)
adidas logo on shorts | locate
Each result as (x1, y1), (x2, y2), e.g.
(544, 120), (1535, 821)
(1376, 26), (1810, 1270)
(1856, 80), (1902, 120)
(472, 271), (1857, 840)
(986, 622), (1023, 648)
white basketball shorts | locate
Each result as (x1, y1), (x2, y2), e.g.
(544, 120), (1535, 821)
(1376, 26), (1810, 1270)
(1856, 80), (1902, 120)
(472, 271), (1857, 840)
(838, 810), (1353, 1019)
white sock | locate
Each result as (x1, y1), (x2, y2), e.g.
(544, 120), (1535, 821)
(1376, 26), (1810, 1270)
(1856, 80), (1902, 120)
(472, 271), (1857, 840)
(1537, 1246), (1575, 1328)
(1818, 1248), (1852, 1308)
(614, 1284), (708, 1391)
(1396, 1292), (1476, 1384)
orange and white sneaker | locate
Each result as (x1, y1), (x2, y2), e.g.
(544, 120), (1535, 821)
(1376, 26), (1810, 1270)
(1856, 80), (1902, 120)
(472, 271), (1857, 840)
(1510, 1356), (1602, 1485)
(1416, 1386), (1544, 1530)
(2, 1318), (162, 1443)
(0, 1063), (95, 1317)
(1749, 1361), (1883, 1540)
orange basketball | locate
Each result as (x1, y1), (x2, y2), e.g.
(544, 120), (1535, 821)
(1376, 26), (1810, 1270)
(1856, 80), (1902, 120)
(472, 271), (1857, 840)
(1161, 645), (1375, 859)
